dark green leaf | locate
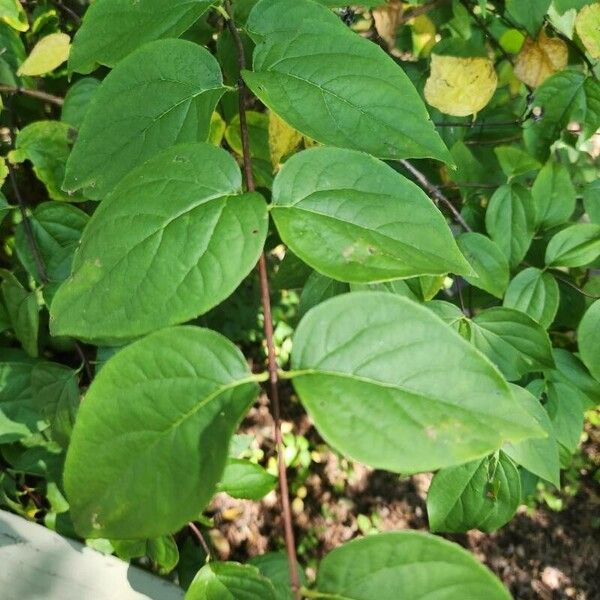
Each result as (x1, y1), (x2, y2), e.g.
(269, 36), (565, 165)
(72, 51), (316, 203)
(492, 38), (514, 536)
(545, 223), (600, 267)
(457, 232), (509, 298)
(64, 326), (261, 539)
(249, 552), (307, 600)
(578, 299), (600, 382)
(69, 0), (213, 74)
(503, 267), (559, 328)
(1, 272), (38, 357)
(243, 3), (450, 162)
(186, 562), (276, 600)
(485, 184), (534, 268)
(61, 77), (101, 129)
(531, 160), (576, 230)
(583, 179), (600, 224)
(506, 0), (551, 36)
(470, 307), (555, 381)
(51, 144), (268, 344)
(290, 292), (543, 473)
(503, 384), (560, 486)
(314, 532), (511, 599)
(64, 40), (226, 200)
(299, 272), (349, 316)
(545, 349), (600, 408)
(271, 148), (471, 283)
(427, 451), (521, 533)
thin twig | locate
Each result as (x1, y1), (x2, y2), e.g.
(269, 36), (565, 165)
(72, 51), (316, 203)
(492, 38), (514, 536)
(223, 2), (301, 598)
(460, 0), (514, 67)
(551, 271), (600, 299)
(399, 159), (472, 231)
(74, 341), (94, 382)
(188, 522), (211, 560)
(0, 85), (64, 106)
(52, 0), (81, 25)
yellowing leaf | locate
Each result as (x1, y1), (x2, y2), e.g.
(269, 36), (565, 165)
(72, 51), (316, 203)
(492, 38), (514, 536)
(0, 0), (29, 32)
(18, 33), (70, 76)
(514, 31), (568, 88)
(373, 0), (404, 52)
(268, 111), (302, 168)
(424, 55), (498, 117)
(208, 111), (226, 146)
(575, 4), (600, 59)
(0, 157), (7, 187)
(411, 14), (436, 58)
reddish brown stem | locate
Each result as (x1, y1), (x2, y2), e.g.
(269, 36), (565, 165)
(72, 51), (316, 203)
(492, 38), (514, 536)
(188, 522), (211, 559)
(223, 2), (301, 597)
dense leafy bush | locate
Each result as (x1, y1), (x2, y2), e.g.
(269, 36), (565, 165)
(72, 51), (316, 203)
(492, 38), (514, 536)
(1, 0), (599, 598)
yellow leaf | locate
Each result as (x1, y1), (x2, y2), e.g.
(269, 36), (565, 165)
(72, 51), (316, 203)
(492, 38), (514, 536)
(18, 33), (70, 76)
(0, 157), (7, 187)
(411, 14), (436, 58)
(372, 0), (403, 52)
(208, 111), (226, 146)
(514, 31), (568, 88)
(424, 55), (498, 117)
(268, 111), (302, 169)
(0, 0), (29, 32)
(575, 4), (600, 60)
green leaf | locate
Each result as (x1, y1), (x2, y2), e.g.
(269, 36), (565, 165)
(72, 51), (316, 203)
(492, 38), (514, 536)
(147, 535), (180, 575)
(0, 358), (40, 443)
(0, 21), (27, 85)
(1, 272), (38, 357)
(457, 232), (509, 298)
(0, 192), (12, 228)
(524, 71), (600, 161)
(8, 121), (79, 202)
(249, 552), (307, 600)
(64, 39), (226, 200)
(69, 0), (213, 74)
(31, 362), (79, 448)
(545, 223), (600, 267)
(186, 562), (277, 600)
(427, 451), (521, 533)
(218, 458), (277, 500)
(290, 292), (543, 474)
(583, 179), (600, 224)
(531, 160), (576, 230)
(243, 4), (450, 162)
(503, 385), (560, 486)
(314, 531), (511, 600)
(545, 381), (585, 452)
(271, 148), (471, 283)
(545, 349), (600, 408)
(15, 202), (88, 285)
(51, 143), (268, 344)
(506, 0), (551, 36)
(470, 307), (555, 381)
(494, 145), (541, 180)
(299, 272), (349, 316)
(63, 326), (261, 539)
(578, 299), (600, 382)
(61, 77), (101, 129)
(0, 0), (28, 32)
(485, 184), (534, 268)
(503, 267), (559, 329)
(427, 300), (469, 335)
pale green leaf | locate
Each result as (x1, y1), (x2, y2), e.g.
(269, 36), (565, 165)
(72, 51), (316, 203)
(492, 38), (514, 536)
(546, 381), (585, 452)
(17, 33), (70, 76)
(314, 532), (511, 600)
(290, 292), (543, 474)
(51, 144), (268, 344)
(503, 267), (559, 328)
(64, 326), (261, 539)
(0, 0), (28, 32)
(272, 148), (471, 283)
(495, 146), (541, 179)
(69, 0), (213, 74)
(218, 458), (277, 500)
(64, 39), (226, 200)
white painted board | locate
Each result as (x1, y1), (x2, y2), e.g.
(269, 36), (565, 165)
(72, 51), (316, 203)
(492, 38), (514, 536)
(0, 510), (184, 600)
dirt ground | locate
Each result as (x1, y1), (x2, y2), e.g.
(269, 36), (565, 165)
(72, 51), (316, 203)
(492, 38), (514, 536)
(208, 391), (600, 600)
